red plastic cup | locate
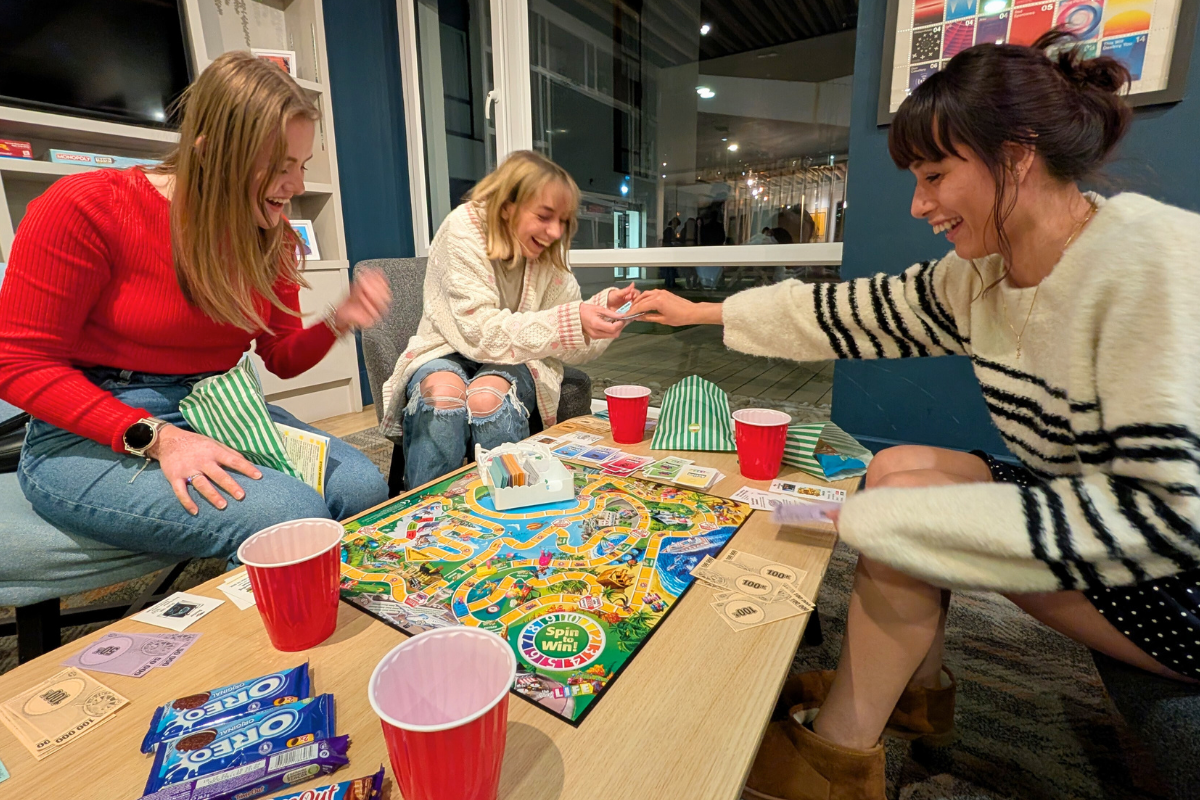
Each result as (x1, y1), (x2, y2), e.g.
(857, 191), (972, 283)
(236, 518), (344, 651)
(733, 408), (793, 481)
(605, 384), (651, 444)
(369, 628), (517, 800)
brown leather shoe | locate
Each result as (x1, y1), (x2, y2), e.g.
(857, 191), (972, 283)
(772, 667), (957, 745)
(743, 719), (886, 800)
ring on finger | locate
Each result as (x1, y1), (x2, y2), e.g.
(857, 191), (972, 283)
(185, 473), (204, 486)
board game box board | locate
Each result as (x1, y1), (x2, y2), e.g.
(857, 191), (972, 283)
(340, 463), (750, 725)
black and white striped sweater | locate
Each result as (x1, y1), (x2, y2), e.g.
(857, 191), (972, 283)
(722, 193), (1200, 592)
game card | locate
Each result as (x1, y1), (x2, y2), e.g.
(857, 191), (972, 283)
(561, 432), (602, 445)
(131, 592), (224, 632)
(525, 433), (563, 447)
(674, 466), (720, 489)
(217, 572), (256, 610)
(768, 480), (846, 503)
(551, 442), (588, 459)
(602, 454), (655, 473)
(62, 632), (191, 677)
(730, 486), (777, 511)
(641, 456), (693, 480)
(0, 668), (128, 760)
(575, 445), (621, 464)
(773, 500), (841, 526)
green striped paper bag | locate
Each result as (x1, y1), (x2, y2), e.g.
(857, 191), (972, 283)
(179, 357), (302, 479)
(650, 375), (736, 452)
(783, 421), (873, 480)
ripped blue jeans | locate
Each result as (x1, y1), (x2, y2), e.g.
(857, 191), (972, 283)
(402, 354), (540, 489)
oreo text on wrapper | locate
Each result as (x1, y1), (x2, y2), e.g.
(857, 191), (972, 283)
(143, 694), (335, 794)
(140, 663), (310, 753)
(138, 735), (351, 800)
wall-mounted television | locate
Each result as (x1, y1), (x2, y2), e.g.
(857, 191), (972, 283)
(0, 0), (192, 128)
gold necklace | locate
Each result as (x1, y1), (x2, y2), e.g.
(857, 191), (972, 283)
(1004, 201), (1096, 360)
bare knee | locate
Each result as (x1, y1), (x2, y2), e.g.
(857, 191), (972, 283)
(419, 372), (466, 410)
(866, 446), (942, 487)
(467, 376), (512, 418)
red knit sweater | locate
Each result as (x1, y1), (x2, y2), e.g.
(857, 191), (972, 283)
(0, 168), (337, 453)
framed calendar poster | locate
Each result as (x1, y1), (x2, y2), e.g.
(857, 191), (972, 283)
(877, 0), (1198, 123)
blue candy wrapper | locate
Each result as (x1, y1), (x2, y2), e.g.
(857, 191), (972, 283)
(270, 766), (385, 800)
(141, 664), (310, 753)
(139, 735), (350, 800)
(144, 694), (335, 794)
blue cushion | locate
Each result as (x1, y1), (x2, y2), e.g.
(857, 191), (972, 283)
(0, 471), (178, 608)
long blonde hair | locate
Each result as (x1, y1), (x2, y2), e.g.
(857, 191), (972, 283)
(154, 51), (320, 332)
(467, 150), (579, 272)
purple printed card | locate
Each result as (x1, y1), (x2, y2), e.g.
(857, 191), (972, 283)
(63, 632), (201, 677)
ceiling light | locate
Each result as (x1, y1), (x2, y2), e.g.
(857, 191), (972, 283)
(620, 184), (629, 195)
(700, 23), (711, 35)
(696, 86), (715, 99)
(661, 174), (666, 178)
(727, 143), (739, 152)
(721, 137), (728, 142)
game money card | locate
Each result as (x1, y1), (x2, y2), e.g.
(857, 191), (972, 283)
(722, 549), (808, 588)
(61, 632), (197, 677)
(132, 592), (224, 632)
(689, 556), (793, 601)
(711, 589), (814, 632)
(769, 479), (846, 503)
(674, 465), (721, 489)
(0, 668), (128, 760)
(602, 454), (655, 475)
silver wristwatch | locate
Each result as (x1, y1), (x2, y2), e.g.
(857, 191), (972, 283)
(123, 417), (169, 457)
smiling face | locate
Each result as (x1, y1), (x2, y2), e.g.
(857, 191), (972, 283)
(504, 180), (575, 260)
(908, 143), (1003, 260)
(250, 116), (314, 229)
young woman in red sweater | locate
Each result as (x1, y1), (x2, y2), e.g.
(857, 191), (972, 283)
(0, 52), (391, 560)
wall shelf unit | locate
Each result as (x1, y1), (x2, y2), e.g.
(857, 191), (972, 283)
(0, 0), (361, 423)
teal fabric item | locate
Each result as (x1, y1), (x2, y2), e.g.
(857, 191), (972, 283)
(0, 472), (177, 607)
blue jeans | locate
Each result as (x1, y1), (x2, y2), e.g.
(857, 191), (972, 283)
(17, 368), (389, 561)
(402, 354), (539, 489)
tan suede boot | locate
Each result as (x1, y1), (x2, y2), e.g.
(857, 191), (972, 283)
(772, 667), (957, 745)
(742, 719), (886, 800)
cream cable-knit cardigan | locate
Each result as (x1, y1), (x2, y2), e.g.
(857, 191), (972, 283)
(723, 193), (1200, 593)
(380, 203), (613, 437)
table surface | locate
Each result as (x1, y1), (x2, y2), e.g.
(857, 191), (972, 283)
(0, 416), (858, 799)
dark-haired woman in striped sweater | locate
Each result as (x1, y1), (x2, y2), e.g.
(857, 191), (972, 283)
(630, 33), (1200, 800)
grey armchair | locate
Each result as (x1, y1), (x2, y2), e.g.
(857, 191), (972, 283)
(357, 258), (593, 494)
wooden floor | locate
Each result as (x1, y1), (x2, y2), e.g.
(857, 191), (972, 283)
(315, 405), (377, 437)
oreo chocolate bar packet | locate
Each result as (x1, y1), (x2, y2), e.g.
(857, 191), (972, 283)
(141, 663), (310, 753)
(144, 694), (335, 794)
(139, 735), (351, 800)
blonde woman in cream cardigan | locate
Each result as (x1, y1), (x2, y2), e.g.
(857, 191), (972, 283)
(381, 151), (636, 489)
(629, 33), (1200, 800)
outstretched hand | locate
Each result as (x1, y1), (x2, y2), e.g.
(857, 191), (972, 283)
(579, 302), (626, 340)
(606, 282), (641, 313)
(627, 289), (723, 327)
(333, 268), (392, 333)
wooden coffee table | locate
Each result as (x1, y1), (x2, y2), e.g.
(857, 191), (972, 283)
(0, 416), (857, 799)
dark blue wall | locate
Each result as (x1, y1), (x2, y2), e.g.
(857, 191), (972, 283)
(833, 0), (1200, 454)
(323, 0), (415, 404)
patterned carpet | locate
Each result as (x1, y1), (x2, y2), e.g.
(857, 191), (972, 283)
(0, 428), (1170, 797)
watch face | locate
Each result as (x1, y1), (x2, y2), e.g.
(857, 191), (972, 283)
(125, 422), (155, 450)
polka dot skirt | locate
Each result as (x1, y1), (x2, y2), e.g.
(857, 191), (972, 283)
(973, 450), (1200, 680)
(1084, 577), (1200, 680)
